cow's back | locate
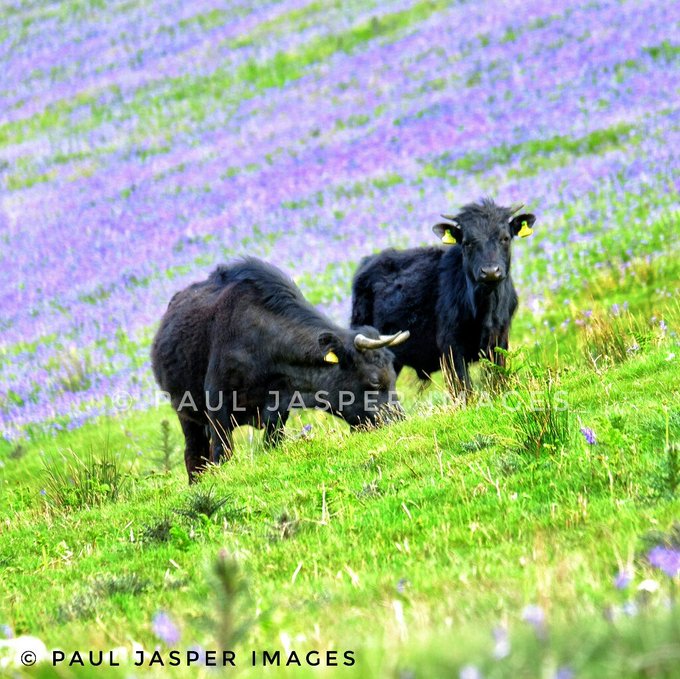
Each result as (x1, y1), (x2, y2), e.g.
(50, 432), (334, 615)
(151, 258), (328, 414)
(151, 279), (227, 404)
(351, 247), (444, 375)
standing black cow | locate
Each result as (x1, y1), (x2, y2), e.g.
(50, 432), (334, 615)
(351, 199), (535, 388)
(152, 258), (409, 482)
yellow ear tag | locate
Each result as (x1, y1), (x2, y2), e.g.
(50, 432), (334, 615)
(441, 229), (457, 245)
(324, 350), (339, 364)
(517, 220), (533, 238)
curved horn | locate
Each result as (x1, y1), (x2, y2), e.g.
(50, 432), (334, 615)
(354, 330), (410, 351)
(387, 330), (410, 346)
(440, 214), (458, 222)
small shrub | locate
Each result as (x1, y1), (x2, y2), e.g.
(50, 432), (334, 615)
(152, 419), (178, 472)
(212, 550), (249, 649)
(42, 444), (129, 510)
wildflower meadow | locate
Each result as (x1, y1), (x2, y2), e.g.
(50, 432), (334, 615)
(1, 0), (679, 677)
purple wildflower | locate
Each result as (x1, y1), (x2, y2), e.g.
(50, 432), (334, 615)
(648, 546), (680, 578)
(555, 668), (575, 679)
(187, 645), (208, 666)
(521, 604), (545, 631)
(459, 665), (483, 679)
(152, 612), (180, 646)
(39, 489), (47, 496)
(0, 624), (13, 638)
(580, 427), (596, 445)
(492, 625), (510, 659)
(621, 601), (639, 616)
(614, 569), (632, 590)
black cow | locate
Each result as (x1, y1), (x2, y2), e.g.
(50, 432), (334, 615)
(151, 258), (409, 482)
(351, 199), (535, 388)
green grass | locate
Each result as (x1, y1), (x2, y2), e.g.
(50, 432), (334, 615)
(420, 121), (638, 179)
(1, 246), (679, 677)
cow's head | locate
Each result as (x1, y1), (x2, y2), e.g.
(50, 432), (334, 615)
(317, 327), (409, 427)
(433, 199), (535, 285)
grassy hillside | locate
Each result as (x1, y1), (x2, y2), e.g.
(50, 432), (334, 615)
(2, 247), (679, 678)
(1, 0), (679, 677)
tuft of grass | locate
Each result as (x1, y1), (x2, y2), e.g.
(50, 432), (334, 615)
(177, 484), (231, 520)
(42, 444), (129, 510)
(512, 373), (573, 456)
(579, 308), (656, 369)
(8, 443), (26, 459)
(56, 573), (150, 622)
(651, 409), (680, 498)
(139, 514), (175, 543)
(55, 346), (92, 393)
(268, 510), (300, 541)
(92, 572), (150, 596)
(458, 433), (497, 453)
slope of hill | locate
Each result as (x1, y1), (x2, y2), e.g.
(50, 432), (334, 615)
(1, 0), (679, 676)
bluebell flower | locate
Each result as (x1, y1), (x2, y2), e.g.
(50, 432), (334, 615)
(580, 427), (596, 445)
(459, 665), (483, 679)
(614, 569), (632, 589)
(152, 612), (180, 646)
(648, 546), (680, 578)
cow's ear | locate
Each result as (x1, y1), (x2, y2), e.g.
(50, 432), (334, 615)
(433, 221), (462, 245)
(318, 331), (344, 364)
(510, 213), (536, 238)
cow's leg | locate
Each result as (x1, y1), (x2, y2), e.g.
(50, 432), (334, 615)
(263, 409), (289, 448)
(179, 417), (211, 484)
(208, 409), (234, 465)
(204, 382), (235, 464)
(442, 346), (471, 392)
(492, 327), (510, 368)
(454, 354), (472, 391)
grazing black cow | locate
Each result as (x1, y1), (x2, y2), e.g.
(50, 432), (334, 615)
(151, 258), (409, 482)
(351, 199), (535, 388)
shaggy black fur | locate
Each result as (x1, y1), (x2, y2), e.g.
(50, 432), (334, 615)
(351, 199), (536, 386)
(152, 258), (400, 482)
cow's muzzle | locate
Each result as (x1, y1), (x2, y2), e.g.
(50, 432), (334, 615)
(478, 266), (504, 283)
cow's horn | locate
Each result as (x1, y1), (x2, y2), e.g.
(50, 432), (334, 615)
(354, 330), (410, 351)
(441, 214), (458, 222)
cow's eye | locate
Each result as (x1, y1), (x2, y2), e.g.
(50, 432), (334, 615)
(463, 241), (473, 249)
(501, 235), (510, 244)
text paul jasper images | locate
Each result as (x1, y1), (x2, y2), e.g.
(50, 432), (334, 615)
(50, 648), (356, 668)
